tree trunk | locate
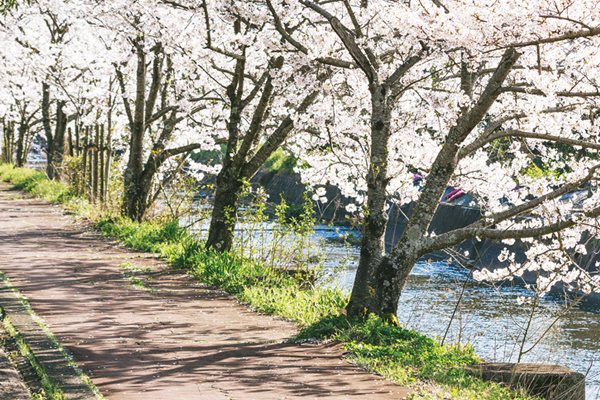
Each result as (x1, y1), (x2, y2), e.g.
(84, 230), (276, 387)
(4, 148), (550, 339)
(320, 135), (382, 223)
(46, 100), (67, 180)
(15, 121), (28, 168)
(122, 42), (147, 220)
(346, 83), (393, 317)
(370, 48), (522, 319)
(92, 125), (99, 202)
(2, 120), (14, 164)
(205, 163), (243, 252)
(122, 178), (153, 222)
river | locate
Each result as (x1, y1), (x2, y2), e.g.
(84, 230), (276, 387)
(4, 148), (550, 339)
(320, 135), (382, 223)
(193, 220), (600, 399)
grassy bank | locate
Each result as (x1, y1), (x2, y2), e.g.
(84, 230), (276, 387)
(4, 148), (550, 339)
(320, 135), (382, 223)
(0, 164), (537, 400)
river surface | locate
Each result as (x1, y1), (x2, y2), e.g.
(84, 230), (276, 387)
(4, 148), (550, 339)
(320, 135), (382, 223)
(193, 221), (600, 399)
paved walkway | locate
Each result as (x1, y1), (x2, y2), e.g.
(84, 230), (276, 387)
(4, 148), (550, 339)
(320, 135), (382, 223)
(0, 182), (412, 400)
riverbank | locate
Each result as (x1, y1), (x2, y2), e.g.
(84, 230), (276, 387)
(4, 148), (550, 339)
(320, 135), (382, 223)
(0, 164), (542, 400)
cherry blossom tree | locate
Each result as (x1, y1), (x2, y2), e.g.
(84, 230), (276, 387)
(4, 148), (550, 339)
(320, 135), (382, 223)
(0, 37), (42, 167)
(175, 0), (323, 252)
(89, 0), (216, 221)
(269, 0), (600, 318)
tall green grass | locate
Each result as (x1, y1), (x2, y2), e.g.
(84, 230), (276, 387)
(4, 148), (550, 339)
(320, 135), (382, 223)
(0, 164), (72, 203)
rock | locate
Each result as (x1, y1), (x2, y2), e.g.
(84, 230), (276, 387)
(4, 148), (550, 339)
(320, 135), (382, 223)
(464, 363), (585, 400)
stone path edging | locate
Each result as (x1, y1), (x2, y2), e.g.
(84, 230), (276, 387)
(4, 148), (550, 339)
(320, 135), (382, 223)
(0, 277), (98, 399)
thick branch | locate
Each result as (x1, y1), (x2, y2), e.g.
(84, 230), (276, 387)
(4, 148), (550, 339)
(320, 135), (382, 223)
(115, 66), (134, 132)
(509, 27), (600, 49)
(145, 105), (179, 128)
(241, 90), (319, 179)
(266, 0), (356, 69)
(498, 86), (600, 98)
(461, 129), (600, 159)
(236, 75), (276, 170)
(163, 143), (203, 158)
(425, 165), (600, 252)
(301, 0), (375, 81)
(385, 43), (429, 89)
(145, 44), (164, 123)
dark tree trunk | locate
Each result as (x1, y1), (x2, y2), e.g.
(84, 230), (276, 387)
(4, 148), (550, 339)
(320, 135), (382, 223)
(45, 100), (67, 180)
(122, 179), (153, 222)
(122, 42), (147, 220)
(2, 120), (14, 164)
(205, 163), (244, 251)
(346, 82), (393, 317)
(15, 122), (28, 168)
(99, 124), (105, 202)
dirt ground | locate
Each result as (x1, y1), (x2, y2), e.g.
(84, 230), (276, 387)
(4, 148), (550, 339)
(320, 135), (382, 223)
(0, 182), (412, 400)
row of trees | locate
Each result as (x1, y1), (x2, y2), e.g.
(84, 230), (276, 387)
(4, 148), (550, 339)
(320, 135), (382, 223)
(1, 0), (600, 318)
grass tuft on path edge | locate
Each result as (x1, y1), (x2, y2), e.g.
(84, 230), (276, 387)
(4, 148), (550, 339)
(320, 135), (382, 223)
(0, 164), (538, 400)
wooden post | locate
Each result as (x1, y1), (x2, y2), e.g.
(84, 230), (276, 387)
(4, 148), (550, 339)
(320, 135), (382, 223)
(67, 127), (74, 157)
(99, 124), (105, 202)
(81, 126), (89, 197)
(92, 125), (99, 202)
(104, 117), (112, 202)
(75, 124), (80, 157)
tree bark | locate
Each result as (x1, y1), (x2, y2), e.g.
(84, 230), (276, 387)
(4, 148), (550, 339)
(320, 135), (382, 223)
(15, 122), (28, 168)
(45, 99), (67, 180)
(370, 48), (521, 318)
(346, 82), (392, 317)
(205, 163), (244, 251)
(122, 41), (147, 220)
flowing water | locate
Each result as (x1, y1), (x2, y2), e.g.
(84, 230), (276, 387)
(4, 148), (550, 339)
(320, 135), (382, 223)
(193, 220), (600, 398)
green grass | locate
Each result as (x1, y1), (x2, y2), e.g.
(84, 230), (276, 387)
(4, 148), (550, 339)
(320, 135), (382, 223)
(0, 164), (72, 203)
(298, 314), (536, 399)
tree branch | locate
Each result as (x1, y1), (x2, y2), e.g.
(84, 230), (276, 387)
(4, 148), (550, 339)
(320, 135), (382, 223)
(461, 129), (600, 159)
(508, 27), (600, 49)
(265, 0), (356, 69)
(301, 0), (375, 81)
(200, 0), (245, 60)
(241, 90), (319, 179)
(424, 164), (600, 253)
(114, 66), (134, 132)
(498, 86), (600, 98)
(145, 43), (164, 123)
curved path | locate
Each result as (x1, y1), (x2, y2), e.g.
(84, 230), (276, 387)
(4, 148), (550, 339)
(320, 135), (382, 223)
(0, 182), (412, 400)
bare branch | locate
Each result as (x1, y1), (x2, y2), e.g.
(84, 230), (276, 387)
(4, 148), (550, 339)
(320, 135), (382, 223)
(266, 0), (356, 69)
(200, 0), (245, 60)
(114, 66), (134, 133)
